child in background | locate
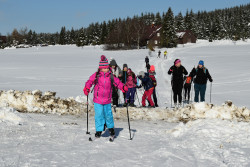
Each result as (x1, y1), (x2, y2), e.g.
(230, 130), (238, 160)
(184, 75), (192, 104)
(124, 68), (137, 107)
(149, 65), (158, 107)
(138, 71), (155, 107)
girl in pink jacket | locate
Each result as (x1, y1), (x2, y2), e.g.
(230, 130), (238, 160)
(124, 68), (137, 107)
(84, 55), (128, 138)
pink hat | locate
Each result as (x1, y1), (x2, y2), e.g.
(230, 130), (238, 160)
(174, 59), (181, 65)
(99, 55), (109, 69)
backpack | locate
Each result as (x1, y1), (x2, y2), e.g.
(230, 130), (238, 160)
(91, 71), (115, 93)
(185, 76), (192, 84)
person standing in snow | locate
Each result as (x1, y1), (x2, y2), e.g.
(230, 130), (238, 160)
(138, 71), (155, 107)
(121, 64), (129, 103)
(149, 65), (158, 107)
(189, 60), (213, 102)
(110, 59), (122, 107)
(145, 56), (149, 65)
(124, 68), (137, 107)
(168, 59), (188, 107)
(164, 50), (167, 59)
(145, 56), (150, 72)
(83, 55), (128, 138)
(158, 50), (161, 58)
(183, 75), (193, 104)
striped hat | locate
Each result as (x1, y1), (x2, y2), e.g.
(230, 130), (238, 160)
(99, 55), (109, 69)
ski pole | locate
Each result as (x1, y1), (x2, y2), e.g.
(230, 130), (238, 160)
(210, 82), (212, 103)
(171, 88), (173, 108)
(86, 95), (90, 135)
(126, 105), (132, 140)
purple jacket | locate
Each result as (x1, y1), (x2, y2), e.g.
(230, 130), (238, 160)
(85, 71), (124, 104)
(126, 75), (137, 88)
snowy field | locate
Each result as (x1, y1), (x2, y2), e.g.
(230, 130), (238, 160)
(1, 40), (250, 166)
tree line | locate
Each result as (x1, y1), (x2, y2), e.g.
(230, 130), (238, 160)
(1, 3), (250, 49)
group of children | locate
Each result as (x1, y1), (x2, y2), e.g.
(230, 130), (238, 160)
(83, 55), (213, 138)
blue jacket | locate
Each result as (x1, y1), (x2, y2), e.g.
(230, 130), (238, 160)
(139, 73), (154, 91)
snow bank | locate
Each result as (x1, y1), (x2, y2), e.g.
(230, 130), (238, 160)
(0, 90), (249, 122)
(0, 90), (86, 115)
(113, 101), (250, 123)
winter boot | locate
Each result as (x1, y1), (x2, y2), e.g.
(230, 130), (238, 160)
(130, 103), (135, 107)
(109, 128), (115, 136)
(123, 103), (128, 107)
(103, 123), (107, 131)
(95, 131), (102, 138)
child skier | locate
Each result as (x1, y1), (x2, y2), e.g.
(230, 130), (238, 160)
(110, 58), (122, 107)
(124, 68), (137, 107)
(83, 55), (128, 138)
(121, 64), (128, 103)
(149, 65), (158, 107)
(164, 50), (167, 59)
(183, 75), (192, 104)
(138, 71), (155, 107)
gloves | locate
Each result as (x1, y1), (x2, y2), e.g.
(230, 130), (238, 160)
(83, 87), (90, 96)
(122, 85), (128, 93)
(209, 78), (213, 82)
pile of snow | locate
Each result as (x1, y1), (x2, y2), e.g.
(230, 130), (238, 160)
(113, 101), (250, 122)
(0, 107), (25, 125)
(0, 90), (86, 115)
(0, 90), (249, 122)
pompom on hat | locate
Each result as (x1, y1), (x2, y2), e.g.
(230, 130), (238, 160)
(99, 55), (109, 69)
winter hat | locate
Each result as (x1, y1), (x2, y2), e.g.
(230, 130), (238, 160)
(150, 65), (155, 71)
(139, 71), (145, 78)
(110, 59), (117, 66)
(199, 60), (204, 66)
(174, 59), (181, 65)
(99, 55), (109, 69)
(127, 68), (132, 74)
(123, 64), (128, 69)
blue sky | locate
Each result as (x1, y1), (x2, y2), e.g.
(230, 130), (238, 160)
(0, 0), (250, 35)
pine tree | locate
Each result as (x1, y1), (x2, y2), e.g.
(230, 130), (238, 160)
(161, 7), (177, 48)
(59, 26), (66, 45)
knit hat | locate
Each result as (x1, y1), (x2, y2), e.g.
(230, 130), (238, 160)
(123, 64), (128, 69)
(127, 68), (132, 74)
(110, 59), (117, 66)
(139, 71), (145, 78)
(150, 65), (155, 71)
(174, 59), (181, 65)
(199, 60), (204, 66)
(99, 55), (109, 69)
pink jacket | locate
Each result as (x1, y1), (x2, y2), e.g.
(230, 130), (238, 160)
(126, 75), (137, 88)
(85, 71), (124, 104)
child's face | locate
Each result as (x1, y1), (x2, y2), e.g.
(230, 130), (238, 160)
(198, 65), (203, 68)
(100, 68), (109, 73)
(124, 67), (128, 71)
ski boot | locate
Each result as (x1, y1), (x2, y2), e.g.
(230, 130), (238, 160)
(95, 131), (102, 138)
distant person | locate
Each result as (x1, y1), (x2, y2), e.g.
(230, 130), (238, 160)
(190, 60), (213, 102)
(145, 56), (149, 64)
(164, 50), (167, 59)
(157, 50), (161, 58)
(168, 59), (188, 107)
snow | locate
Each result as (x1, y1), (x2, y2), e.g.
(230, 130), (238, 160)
(176, 32), (186, 38)
(0, 40), (250, 166)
